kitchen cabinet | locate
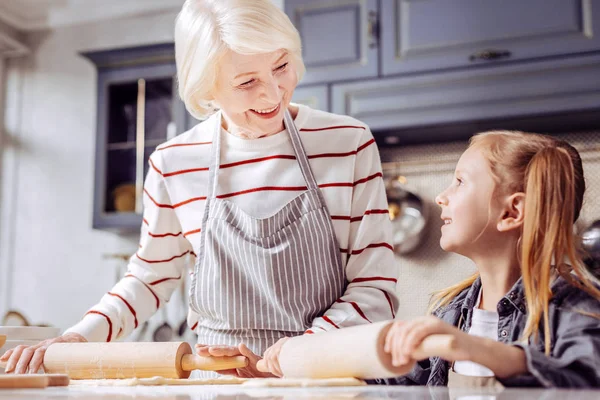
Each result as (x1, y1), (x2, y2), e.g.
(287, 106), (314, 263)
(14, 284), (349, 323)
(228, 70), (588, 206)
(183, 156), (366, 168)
(82, 44), (187, 232)
(332, 53), (600, 146)
(292, 84), (330, 111)
(380, 0), (600, 76)
(285, 0), (379, 85)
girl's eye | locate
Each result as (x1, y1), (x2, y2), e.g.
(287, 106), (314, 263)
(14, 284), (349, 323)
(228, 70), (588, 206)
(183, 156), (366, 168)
(275, 62), (288, 72)
(455, 177), (464, 186)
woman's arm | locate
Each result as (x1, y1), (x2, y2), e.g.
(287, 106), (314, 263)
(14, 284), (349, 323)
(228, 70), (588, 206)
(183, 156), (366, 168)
(308, 126), (399, 333)
(64, 150), (192, 342)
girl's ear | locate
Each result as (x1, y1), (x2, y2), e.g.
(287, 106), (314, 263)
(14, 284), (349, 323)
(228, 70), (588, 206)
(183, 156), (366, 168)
(497, 192), (525, 232)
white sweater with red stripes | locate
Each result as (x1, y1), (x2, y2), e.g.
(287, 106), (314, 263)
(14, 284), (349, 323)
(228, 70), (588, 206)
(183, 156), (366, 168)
(66, 104), (400, 343)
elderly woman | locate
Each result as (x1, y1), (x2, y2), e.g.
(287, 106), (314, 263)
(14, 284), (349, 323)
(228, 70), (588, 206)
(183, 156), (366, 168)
(1, 0), (399, 378)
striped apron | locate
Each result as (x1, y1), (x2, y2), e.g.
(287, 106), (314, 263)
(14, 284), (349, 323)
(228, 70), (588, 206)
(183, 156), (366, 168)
(189, 109), (346, 376)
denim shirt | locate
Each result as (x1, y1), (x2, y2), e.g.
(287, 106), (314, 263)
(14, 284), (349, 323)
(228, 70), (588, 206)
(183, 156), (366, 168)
(372, 276), (600, 388)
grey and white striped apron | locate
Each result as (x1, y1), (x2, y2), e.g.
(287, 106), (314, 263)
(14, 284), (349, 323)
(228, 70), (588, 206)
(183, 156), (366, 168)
(189, 109), (346, 375)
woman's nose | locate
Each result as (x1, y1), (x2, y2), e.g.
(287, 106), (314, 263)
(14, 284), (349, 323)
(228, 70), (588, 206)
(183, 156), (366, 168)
(262, 77), (281, 103)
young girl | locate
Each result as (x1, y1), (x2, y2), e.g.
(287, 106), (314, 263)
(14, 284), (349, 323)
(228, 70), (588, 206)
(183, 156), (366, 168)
(379, 131), (600, 388)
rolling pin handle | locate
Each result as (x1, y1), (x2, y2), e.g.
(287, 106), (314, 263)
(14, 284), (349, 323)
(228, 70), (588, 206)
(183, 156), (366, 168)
(180, 354), (248, 372)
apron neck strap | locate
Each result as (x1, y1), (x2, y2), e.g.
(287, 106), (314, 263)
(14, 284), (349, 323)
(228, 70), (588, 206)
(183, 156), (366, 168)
(207, 108), (318, 200)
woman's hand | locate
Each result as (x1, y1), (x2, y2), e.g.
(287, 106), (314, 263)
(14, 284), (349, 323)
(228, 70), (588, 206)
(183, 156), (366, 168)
(259, 337), (289, 377)
(195, 343), (277, 378)
(384, 316), (472, 367)
(0, 332), (87, 374)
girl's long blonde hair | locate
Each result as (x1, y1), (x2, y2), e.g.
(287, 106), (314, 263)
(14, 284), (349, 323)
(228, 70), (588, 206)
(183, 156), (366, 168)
(429, 131), (600, 354)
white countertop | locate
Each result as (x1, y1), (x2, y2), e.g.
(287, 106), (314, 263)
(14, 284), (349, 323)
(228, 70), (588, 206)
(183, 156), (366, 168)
(1, 385), (599, 400)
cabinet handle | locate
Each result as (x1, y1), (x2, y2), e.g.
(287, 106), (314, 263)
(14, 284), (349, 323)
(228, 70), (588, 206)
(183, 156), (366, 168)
(367, 11), (379, 49)
(135, 79), (146, 214)
(469, 49), (511, 62)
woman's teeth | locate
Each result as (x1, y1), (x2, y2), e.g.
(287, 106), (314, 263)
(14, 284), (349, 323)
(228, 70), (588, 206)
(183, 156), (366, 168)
(444, 219), (452, 225)
(252, 105), (278, 114)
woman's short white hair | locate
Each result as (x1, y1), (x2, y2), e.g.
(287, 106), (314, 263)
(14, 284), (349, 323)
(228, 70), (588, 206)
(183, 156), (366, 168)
(175, 0), (305, 120)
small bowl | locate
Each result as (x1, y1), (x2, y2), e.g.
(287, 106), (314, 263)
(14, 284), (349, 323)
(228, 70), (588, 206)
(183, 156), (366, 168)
(0, 326), (60, 341)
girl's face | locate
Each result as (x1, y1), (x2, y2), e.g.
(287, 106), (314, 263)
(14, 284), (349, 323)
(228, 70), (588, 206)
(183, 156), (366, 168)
(435, 147), (503, 257)
(211, 49), (299, 139)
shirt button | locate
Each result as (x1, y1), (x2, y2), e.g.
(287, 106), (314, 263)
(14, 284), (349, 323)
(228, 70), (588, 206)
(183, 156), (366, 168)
(501, 299), (509, 306)
(500, 330), (508, 338)
(509, 292), (516, 299)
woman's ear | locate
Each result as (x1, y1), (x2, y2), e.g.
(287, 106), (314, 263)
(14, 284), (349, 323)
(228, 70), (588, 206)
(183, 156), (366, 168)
(497, 192), (525, 232)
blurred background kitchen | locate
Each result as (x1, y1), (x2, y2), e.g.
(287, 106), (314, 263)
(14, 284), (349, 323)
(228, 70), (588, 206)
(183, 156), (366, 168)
(0, 0), (599, 346)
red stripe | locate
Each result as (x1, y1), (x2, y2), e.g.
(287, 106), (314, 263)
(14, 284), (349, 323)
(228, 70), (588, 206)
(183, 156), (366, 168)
(157, 141), (211, 151)
(222, 155), (296, 169)
(351, 276), (398, 284)
(351, 243), (394, 255)
(149, 274), (182, 286)
(305, 330), (315, 334)
(125, 274), (160, 309)
(85, 311), (113, 342)
(382, 290), (396, 319)
(143, 218), (149, 226)
(319, 182), (353, 188)
(331, 215), (351, 221)
(156, 143), (376, 177)
(300, 125), (366, 132)
(217, 186), (307, 199)
(340, 248), (349, 254)
(335, 299), (371, 323)
(191, 322), (198, 331)
(183, 228), (201, 238)
(322, 316), (340, 329)
(145, 189), (207, 209)
(149, 231), (182, 238)
(331, 209), (389, 223)
(190, 251), (197, 258)
(153, 172), (381, 206)
(149, 158), (162, 175)
(357, 138), (375, 152)
(353, 172), (383, 186)
(164, 167), (208, 177)
(136, 250), (190, 264)
(107, 292), (138, 328)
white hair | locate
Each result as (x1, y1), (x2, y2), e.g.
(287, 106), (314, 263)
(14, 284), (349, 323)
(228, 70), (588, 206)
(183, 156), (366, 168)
(175, 0), (305, 120)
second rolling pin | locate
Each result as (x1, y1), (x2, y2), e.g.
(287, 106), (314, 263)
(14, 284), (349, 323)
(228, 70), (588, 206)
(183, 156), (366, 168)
(43, 341), (247, 379)
(258, 321), (455, 379)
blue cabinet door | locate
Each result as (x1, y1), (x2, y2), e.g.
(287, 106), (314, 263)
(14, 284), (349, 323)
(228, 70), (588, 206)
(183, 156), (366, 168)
(292, 85), (330, 111)
(285, 0), (379, 85)
(381, 0), (600, 76)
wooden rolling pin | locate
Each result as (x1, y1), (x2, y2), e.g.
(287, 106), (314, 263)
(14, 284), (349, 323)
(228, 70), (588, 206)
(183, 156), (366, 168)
(42, 342), (247, 379)
(258, 321), (455, 379)
(0, 374), (70, 389)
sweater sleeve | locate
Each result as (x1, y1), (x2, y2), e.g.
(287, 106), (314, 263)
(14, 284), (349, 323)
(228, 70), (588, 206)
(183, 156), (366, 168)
(64, 151), (193, 342)
(307, 126), (399, 334)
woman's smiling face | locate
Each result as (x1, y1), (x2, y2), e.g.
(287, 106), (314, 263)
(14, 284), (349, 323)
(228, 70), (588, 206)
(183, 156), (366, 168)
(211, 49), (299, 139)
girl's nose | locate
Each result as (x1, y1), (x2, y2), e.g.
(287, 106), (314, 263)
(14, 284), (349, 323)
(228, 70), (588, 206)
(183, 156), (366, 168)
(435, 192), (448, 206)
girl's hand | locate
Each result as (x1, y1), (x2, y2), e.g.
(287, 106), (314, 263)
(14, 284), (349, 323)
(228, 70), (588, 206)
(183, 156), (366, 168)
(384, 316), (472, 367)
(258, 337), (289, 377)
(194, 343), (276, 378)
(0, 332), (87, 374)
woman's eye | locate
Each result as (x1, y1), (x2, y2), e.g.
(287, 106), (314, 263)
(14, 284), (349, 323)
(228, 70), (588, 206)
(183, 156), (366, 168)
(239, 79), (255, 87)
(275, 62), (288, 72)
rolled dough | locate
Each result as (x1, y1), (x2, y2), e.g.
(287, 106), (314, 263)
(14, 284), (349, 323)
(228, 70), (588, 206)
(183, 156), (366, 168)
(69, 376), (247, 386)
(69, 376), (365, 387)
